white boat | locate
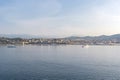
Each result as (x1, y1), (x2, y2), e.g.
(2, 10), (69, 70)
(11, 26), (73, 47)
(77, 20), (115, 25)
(82, 45), (89, 48)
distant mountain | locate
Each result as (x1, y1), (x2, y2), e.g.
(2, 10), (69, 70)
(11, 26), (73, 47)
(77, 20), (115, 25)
(1, 34), (120, 41)
(66, 34), (120, 41)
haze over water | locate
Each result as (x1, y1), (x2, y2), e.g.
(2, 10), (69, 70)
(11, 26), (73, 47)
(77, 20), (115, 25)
(0, 45), (120, 80)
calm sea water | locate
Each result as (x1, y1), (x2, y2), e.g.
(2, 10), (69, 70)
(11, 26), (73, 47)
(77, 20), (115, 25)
(0, 45), (120, 80)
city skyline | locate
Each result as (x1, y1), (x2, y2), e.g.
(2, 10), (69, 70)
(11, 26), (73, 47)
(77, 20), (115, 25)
(0, 0), (120, 37)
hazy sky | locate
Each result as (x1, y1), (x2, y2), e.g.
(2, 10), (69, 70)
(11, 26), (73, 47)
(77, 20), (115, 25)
(0, 0), (120, 37)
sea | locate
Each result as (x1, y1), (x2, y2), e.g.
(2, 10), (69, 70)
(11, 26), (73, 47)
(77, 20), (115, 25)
(0, 45), (120, 80)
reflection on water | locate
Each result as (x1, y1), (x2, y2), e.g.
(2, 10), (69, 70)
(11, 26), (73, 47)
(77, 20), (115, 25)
(0, 45), (120, 80)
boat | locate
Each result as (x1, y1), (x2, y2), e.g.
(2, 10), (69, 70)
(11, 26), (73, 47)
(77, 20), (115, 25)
(82, 45), (89, 48)
(7, 45), (16, 48)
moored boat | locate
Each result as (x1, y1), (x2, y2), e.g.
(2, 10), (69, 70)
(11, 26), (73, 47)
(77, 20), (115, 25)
(82, 45), (89, 48)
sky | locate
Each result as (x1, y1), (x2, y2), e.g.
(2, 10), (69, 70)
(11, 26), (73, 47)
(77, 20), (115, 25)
(0, 0), (120, 37)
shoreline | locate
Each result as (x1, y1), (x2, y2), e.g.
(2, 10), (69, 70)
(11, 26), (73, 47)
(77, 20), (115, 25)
(0, 44), (120, 46)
